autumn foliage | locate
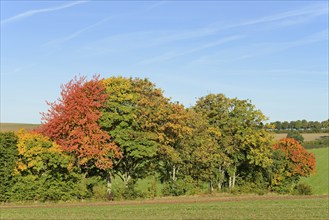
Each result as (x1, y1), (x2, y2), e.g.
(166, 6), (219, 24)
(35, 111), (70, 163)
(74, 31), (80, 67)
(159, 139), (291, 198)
(38, 75), (121, 170)
(1, 75), (321, 202)
(15, 129), (70, 174)
(273, 138), (316, 177)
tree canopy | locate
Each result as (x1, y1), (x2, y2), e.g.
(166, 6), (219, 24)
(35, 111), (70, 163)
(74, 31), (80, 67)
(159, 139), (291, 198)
(1, 75), (319, 201)
(38, 75), (121, 171)
(194, 94), (273, 189)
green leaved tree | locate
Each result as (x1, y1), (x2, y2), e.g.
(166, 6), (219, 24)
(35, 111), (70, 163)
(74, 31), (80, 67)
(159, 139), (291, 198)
(194, 94), (273, 190)
(100, 77), (169, 191)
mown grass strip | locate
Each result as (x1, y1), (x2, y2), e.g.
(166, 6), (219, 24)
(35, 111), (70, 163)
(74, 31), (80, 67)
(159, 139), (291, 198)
(1, 196), (328, 220)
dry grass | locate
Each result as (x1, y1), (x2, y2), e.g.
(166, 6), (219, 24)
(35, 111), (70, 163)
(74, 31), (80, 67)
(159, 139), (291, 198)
(273, 133), (329, 141)
(0, 123), (40, 132)
(302, 133), (329, 141)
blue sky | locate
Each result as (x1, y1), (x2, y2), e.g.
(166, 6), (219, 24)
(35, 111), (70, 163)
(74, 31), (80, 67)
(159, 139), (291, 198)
(1, 1), (328, 124)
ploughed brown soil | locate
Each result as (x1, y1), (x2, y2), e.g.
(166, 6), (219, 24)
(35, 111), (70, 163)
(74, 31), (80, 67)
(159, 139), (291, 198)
(2, 194), (328, 209)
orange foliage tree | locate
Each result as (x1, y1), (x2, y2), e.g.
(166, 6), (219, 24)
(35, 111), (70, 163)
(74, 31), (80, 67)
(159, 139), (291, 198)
(273, 138), (316, 178)
(38, 75), (121, 171)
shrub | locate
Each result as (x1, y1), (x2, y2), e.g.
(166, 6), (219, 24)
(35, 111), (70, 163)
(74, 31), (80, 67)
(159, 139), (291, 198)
(8, 173), (92, 202)
(303, 136), (329, 149)
(0, 132), (19, 202)
(162, 176), (197, 196)
(233, 182), (267, 195)
(146, 177), (158, 198)
(286, 131), (304, 143)
(112, 181), (145, 200)
(292, 183), (313, 195)
(271, 180), (295, 194)
(92, 185), (108, 200)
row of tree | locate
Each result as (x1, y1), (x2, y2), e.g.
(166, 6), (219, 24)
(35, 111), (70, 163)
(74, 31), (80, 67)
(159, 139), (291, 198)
(268, 120), (328, 133)
(0, 76), (316, 202)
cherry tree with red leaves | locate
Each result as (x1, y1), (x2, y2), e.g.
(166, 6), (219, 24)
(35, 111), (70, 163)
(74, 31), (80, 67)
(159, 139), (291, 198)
(38, 75), (121, 170)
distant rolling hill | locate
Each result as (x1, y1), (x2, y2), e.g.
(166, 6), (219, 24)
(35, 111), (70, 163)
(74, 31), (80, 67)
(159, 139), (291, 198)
(0, 123), (40, 132)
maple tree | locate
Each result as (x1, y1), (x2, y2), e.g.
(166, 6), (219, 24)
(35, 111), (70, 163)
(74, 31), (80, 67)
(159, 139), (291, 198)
(38, 75), (121, 171)
(273, 138), (316, 177)
(268, 138), (316, 193)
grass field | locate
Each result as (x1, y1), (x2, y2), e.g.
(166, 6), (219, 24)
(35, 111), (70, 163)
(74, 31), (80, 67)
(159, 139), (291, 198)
(273, 133), (329, 141)
(302, 148), (329, 195)
(0, 123), (40, 132)
(1, 195), (328, 219)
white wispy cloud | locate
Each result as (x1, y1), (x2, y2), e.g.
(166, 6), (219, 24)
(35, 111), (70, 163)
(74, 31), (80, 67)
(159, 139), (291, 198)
(81, 27), (218, 53)
(43, 1), (166, 47)
(44, 16), (113, 46)
(1, 1), (88, 25)
(84, 3), (327, 57)
(215, 3), (328, 31)
(233, 29), (328, 61)
(139, 35), (243, 65)
(152, 4), (327, 46)
(187, 29), (328, 66)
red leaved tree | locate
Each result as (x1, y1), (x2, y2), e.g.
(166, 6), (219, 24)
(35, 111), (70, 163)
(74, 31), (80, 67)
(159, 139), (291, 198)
(38, 75), (121, 170)
(273, 138), (316, 177)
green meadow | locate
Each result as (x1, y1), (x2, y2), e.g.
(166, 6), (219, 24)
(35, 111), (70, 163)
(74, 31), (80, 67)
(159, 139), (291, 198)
(301, 148), (329, 195)
(1, 196), (328, 220)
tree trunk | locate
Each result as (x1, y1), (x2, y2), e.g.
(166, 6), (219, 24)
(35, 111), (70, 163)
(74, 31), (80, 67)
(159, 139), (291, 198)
(122, 173), (131, 188)
(217, 166), (224, 191)
(228, 166), (236, 190)
(229, 176), (232, 189)
(210, 180), (214, 193)
(106, 172), (113, 200)
(172, 165), (177, 182)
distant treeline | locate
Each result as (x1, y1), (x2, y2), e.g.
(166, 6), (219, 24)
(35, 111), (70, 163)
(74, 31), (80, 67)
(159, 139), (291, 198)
(268, 120), (329, 133)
